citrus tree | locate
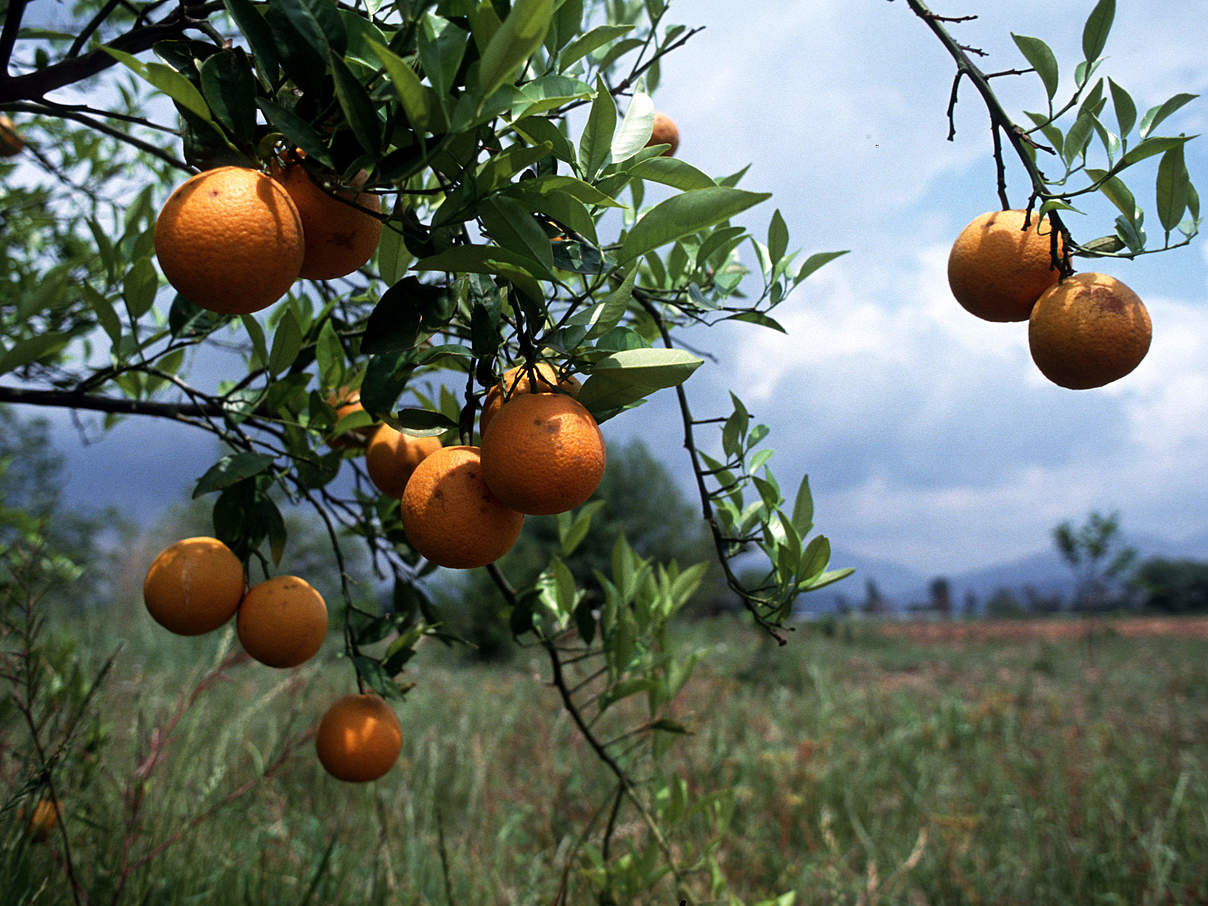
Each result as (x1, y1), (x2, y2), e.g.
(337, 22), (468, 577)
(0, 0), (1200, 901)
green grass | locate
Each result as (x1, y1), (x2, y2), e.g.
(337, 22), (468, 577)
(5, 605), (1208, 905)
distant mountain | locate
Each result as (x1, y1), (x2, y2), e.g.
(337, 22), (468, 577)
(798, 527), (1208, 616)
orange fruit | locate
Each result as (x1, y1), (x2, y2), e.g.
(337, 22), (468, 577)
(366, 423), (442, 497)
(236, 576), (328, 668)
(20, 798), (61, 841)
(646, 112), (679, 157)
(480, 392), (605, 515)
(326, 386), (376, 448)
(154, 166), (303, 315)
(273, 161), (383, 280)
(947, 209), (1065, 322)
(400, 445), (524, 569)
(143, 536), (246, 635)
(480, 363), (581, 437)
(1028, 272), (1152, 389)
(0, 113), (25, 157)
(315, 693), (402, 782)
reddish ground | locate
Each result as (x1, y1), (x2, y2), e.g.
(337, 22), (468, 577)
(875, 615), (1208, 643)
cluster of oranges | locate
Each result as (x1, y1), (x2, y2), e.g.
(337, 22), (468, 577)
(153, 156), (382, 316)
(142, 536), (401, 783)
(351, 362), (604, 570)
(947, 208), (1152, 389)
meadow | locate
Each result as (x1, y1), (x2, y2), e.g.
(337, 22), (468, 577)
(5, 596), (1208, 906)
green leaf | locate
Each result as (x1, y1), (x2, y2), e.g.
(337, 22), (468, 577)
(315, 318), (345, 388)
(377, 225), (413, 286)
(480, 196), (554, 271)
(82, 285), (121, 345)
(414, 243), (550, 285)
(240, 313), (268, 370)
(419, 13), (469, 104)
(1108, 78), (1136, 136)
(585, 269), (636, 339)
(558, 499), (606, 557)
(1062, 111), (1097, 166)
(619, 187), (771, 263)
(626, 155), (714, 191)
(612, 91), (654, 164)
(1082, 0), (1115, 62)
(791, 473), (814, 537)
(389, 408), (458, 432)
(276, 0), (344, 60)
(1156, 144), (1191, 234)
(579, 76), (617, 180)
(362, 277), (426, 355)
(0, 335), (69, 375)
(478, 0), (555, 102)
(577, 347), (703, 414)
(101, 46), (213, 122)
(767, 209), (789, 263)
(1012, 34), (1059, 100)
(223, 0), (281, 82)
(559, 23), (632, 68)
(1086, 168), (1138, 221)
(256, 99), (334, 169)
(511, 115), (578, 169)
(268, 308), (303, 375)
(330, 51), (382, 155)
(194, 452), (276, 497)
(1139, 93), (1198, 139)
(369, 39), (431, 132)
(1119, 134), (1194, 169)
(123, 257), (158, 319)
(200, 50), (258, 144)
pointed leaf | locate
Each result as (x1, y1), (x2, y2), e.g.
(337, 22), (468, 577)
(619, 187), (771, 263)
(101, 46), (213, 122)
(626, 155), (714, 190)
(370, 39), (431, 131)
(579, 76), (616, 180)
(612, 92), (654, 163)
(1108, 78), (1136, 137)
(1156, 144), (1190, 233)
(330, 52), (382, 154)
(478, 0), (555, 101)
(1139, 93), (1198, 139)
(577, 347), (703, 413)
(193, 452), (276, 497)
(200, 50), (258, 143)
(1082, 0), (1115, 62)
(1012, 34), (1059, 100)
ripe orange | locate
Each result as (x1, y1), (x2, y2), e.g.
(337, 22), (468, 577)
(236, 576), (328, 668)
(273, 162), (382, 280)
(366, 423), (442, 497)
(0, 113), (25, 157)
(154, 166), (304, 315)
(1028, 272), (1152, 389)
(400, 445), (525, 569)
(315, 693), (402, 782)
(947, 209), (1065, 322)
(646, 112), (679, 157)
(143, 536), (246, 635)
(480, 392), (606, 515)
(480, 363), (582, 437)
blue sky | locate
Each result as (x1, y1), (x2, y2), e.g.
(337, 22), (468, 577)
(30, 1), (1208, 578)
(600, 0), (1208, 574)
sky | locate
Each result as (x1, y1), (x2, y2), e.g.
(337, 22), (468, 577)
(19, 0), (1208, 580)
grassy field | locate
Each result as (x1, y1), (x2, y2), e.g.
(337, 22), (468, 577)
(5, 602), (1208, 905)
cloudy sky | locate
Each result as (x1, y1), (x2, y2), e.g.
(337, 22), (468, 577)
(29, 1), (1208, 579)
(602, 0), (1208, 575)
